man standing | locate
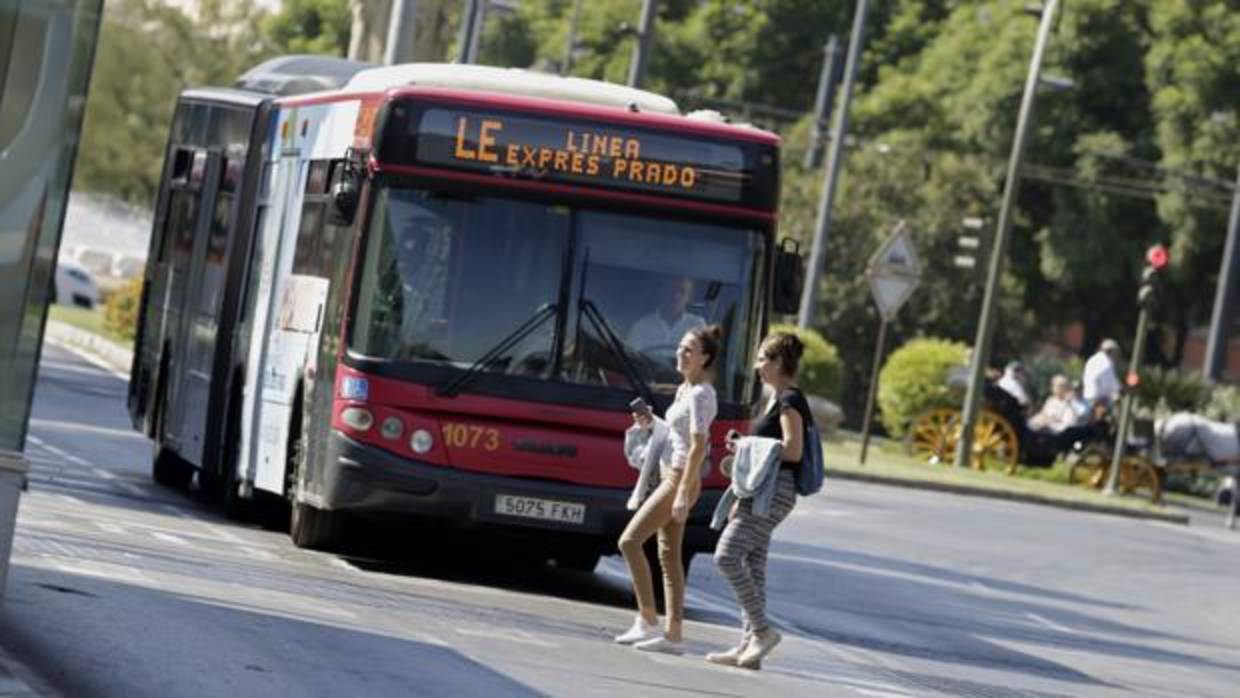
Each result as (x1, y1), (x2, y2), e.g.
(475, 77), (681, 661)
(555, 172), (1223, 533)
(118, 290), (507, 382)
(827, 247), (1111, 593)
(1082, 338), (1123, 409)
(626, 277), (705, 352)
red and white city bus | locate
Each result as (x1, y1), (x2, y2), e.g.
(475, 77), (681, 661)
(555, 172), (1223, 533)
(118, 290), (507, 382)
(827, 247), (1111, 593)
(134, 60), (799, 570)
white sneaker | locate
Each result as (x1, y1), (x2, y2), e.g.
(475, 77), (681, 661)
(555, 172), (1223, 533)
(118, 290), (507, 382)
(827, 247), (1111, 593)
(614, 617), (661, 645)
(634, 635), (684, 655)
(737, 628), (781, 669)
(705, 633), (751, 666)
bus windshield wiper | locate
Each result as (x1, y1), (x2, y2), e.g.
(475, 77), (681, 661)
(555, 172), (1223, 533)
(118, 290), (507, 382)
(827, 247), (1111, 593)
(579, 298), (657, 410)
(436, 303), (558, 397)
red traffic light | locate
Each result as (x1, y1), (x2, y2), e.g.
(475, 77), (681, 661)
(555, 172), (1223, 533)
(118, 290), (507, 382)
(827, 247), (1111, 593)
(1146, 244), (1169, 270)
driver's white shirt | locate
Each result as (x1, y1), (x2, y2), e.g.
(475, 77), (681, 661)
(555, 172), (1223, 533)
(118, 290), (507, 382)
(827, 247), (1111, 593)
(625, 310), (705, 351)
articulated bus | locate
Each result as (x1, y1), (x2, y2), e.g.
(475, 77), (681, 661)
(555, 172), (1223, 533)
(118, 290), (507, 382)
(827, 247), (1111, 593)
(130, 57), (800, 570)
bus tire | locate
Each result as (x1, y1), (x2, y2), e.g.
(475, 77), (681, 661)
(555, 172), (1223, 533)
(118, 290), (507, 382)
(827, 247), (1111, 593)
(553, 549), (601, 572)
(152, 446), (194, 489)
(289, 501), (345, 551)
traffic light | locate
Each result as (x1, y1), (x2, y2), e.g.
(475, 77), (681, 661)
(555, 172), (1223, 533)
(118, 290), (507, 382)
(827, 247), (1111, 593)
(1138, 244), (1169, 309)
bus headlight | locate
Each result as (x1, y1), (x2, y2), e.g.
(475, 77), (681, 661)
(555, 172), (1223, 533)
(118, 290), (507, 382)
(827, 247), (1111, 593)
(380, 416), (404, 440)
(341, 407), (374, 432)
(410, 429), (434, 454)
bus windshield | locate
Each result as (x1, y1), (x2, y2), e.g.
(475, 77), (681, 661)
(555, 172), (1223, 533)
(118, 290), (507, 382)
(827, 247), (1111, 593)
(350, 187), (767, 404)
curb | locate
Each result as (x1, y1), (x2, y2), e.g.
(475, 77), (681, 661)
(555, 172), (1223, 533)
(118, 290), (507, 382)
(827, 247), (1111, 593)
(827, 469), (1190, 524)
(43, 320), (132, 376)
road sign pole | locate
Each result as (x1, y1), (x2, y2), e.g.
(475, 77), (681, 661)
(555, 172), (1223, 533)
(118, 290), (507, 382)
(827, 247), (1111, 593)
(797, 0), (869, 329)
(859, 318), (889, 465)
(1227, 467), (1239, 530)
(955, 0), (1058, 468)
(1104, 306), (1150, 495)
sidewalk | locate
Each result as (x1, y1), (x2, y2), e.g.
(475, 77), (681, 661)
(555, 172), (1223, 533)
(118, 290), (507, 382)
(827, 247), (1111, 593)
(42, 320), (133, 375)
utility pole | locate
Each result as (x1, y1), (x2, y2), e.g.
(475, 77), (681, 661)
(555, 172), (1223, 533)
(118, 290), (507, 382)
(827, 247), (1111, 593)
(954, 0), (1059, 467)
(456, 0), (482, 64)
(804, 36), (841, 170)
(627, 0), (657, 88)
(1203, 165), (1240, 382)
(797, 0), (869, 329)
(561, 0), (585, 76)
(384, 0), (418, 65)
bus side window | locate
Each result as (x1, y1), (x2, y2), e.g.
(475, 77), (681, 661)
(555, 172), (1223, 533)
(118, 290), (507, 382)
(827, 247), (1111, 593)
(292, 159), (334, 278)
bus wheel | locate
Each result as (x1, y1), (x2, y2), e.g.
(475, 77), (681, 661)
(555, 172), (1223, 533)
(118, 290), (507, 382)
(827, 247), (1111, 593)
(289, 501), (345, 551)
(553, 550), (601, 573)
(152, 446), (193, 489)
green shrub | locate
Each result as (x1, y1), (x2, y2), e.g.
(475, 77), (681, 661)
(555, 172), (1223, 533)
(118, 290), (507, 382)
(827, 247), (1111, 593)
(104, 275), (142, 341)
(876, 337), (969, 437)
(1132, 366), (1211, 413)
(769, 323), (844, 401)
(1203, 384), (1240, 422)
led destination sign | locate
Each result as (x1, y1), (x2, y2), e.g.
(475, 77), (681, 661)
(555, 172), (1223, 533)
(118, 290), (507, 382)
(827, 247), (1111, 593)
(381, 104), (778, 209)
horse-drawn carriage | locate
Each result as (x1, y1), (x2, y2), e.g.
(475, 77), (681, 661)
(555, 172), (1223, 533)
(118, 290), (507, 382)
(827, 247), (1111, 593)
(1069, 412), (1240, 509)
(906, 376), (1106, 474)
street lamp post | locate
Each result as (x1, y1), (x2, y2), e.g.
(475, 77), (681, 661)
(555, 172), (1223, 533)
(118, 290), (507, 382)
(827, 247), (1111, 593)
(955, 0), (1060, 468)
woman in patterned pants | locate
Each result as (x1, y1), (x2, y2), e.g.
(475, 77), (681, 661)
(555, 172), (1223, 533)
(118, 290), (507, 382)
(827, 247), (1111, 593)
(709, 332), (810, 670)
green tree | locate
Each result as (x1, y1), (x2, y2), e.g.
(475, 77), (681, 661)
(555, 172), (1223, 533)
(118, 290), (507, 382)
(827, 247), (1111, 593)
(75, 0), (272, 206)
(263, 0), (351, 56)
(1145, 0), (1240, 361)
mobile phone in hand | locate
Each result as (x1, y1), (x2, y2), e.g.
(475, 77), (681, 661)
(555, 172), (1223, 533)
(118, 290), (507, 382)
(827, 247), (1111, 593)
(629, 397), (652, 418)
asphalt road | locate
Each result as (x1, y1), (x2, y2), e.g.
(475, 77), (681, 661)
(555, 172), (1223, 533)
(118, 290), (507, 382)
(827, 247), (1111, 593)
(2, 342), (1238, 697)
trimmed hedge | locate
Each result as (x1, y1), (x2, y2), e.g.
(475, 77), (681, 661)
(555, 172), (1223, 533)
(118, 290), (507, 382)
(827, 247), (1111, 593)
(104, 275), (142, 341)
(877, 337), (969, 437)
(769, 323), (844, 402)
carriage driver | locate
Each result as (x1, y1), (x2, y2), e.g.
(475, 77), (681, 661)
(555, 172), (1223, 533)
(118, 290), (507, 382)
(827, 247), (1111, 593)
(1082, 339), (1123, 410)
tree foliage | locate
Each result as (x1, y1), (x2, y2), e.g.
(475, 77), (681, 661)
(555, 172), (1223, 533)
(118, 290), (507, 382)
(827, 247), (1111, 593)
(73, 0), (1239, 417)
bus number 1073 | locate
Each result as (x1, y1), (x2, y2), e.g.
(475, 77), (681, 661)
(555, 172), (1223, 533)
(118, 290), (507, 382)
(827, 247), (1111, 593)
(441, 423), (500, 451)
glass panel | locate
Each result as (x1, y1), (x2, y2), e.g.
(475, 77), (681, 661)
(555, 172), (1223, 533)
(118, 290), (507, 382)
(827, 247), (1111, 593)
(565, 212), (763, 401)
(0, 0), (104, 449)
(350, 187), (766, 403)
(352, 188), (569, 377)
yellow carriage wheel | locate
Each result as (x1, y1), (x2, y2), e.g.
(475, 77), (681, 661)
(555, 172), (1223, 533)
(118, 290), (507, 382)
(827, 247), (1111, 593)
(1118, 456), (1163, 504)
(907, 408), (961, 465)
(1068, 447), (1109, 489)
(969, 410), (1021, 474)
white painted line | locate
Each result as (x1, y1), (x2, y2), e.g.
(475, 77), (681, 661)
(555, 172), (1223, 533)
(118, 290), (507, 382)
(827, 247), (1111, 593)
(30, 418), (148, 441)
(95, 522), (127, 535)
(241, 547), (277, 561)
(1025, 612), (1076, 634)
(854, 688), (911, 698)
(455, 627), (559, 648)
(53, 560), (151, 585)
(151, 531), (189, 546)
(28, 435), (45, 447)
(65, 455), (90, 467)
(117, 482), (146, 497)
(93, 468), (116, 480)
(198, 523), (245, 544)
(56, 493), (84, 505)
(45, 340), (130, 380)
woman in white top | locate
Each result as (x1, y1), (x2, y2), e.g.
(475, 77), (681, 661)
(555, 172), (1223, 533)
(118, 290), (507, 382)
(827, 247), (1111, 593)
(613, 324), (722, 654)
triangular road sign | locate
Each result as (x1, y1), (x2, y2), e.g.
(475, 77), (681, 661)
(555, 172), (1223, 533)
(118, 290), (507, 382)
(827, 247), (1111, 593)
(866, 223), (922, 321)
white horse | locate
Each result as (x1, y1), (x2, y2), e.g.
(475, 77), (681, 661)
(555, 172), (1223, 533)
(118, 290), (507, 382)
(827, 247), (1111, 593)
(1156, 413), (1240, 465)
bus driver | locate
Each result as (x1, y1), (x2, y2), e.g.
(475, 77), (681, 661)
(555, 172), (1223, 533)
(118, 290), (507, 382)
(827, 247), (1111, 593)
(625, 277), (705, 353)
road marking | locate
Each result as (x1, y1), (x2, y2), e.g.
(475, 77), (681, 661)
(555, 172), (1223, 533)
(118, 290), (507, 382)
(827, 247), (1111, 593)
(93, 468), (116, 480)
(52, 560), (151, 585)
(1025, 612), (1076, 634)
(151, 531), (189, 546)
(455, 626), (559, 648)
(854, 688), (911, 698)
(44, 340), (130, 380)
(30, 418), (148, 441)
(56, 494), (84, 505)
(95, 522), (127, 535)
(28, 435), (45, 447)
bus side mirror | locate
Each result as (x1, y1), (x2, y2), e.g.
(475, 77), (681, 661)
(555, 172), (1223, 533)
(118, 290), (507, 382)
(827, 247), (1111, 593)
(328, 154), (364, 227)
(771, 238), (804, 315)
